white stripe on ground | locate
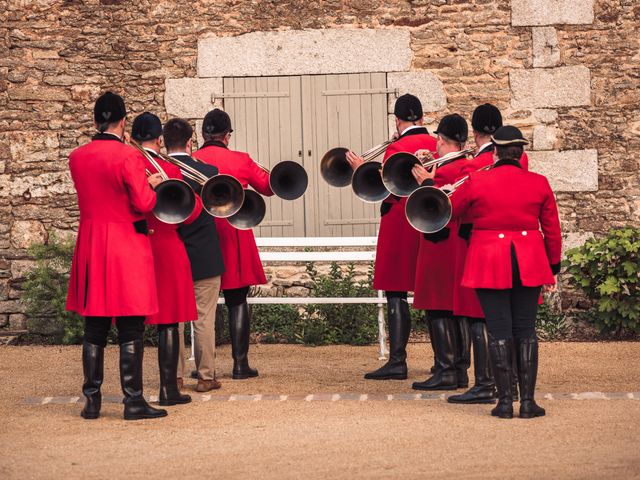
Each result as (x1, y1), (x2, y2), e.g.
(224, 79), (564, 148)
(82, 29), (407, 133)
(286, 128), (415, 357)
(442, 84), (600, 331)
(23, 392), (640, 405)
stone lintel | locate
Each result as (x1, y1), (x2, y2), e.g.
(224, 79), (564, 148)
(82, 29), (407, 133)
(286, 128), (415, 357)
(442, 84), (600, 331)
(512, 0), (595, 26)
(510, 66), (591, 109)
(198, 29), (412, 78)
(528, 149), (598, 192)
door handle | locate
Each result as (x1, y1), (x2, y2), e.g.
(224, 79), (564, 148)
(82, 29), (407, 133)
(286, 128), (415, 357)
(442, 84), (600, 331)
(307, 150), (312, 157)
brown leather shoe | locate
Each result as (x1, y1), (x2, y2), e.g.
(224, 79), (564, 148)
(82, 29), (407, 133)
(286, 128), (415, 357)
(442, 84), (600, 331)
(195, 378), (222, 392)
(177, 378), (183, 390)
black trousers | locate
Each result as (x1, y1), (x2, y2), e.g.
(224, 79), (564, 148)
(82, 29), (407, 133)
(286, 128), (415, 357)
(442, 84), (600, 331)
(223, 287), (250, 308)
(385, 291), (407, 300)
(84, 316), (145, 347)
(475, 247), (541, 341)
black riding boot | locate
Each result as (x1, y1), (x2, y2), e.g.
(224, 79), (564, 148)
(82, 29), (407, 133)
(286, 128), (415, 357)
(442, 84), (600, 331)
(455, 317), (471, 388)
(427, 316), (437, 374)
(365, 297), (410, 380)
(412, 316), (458, 390)
(158, 326), (192, 406)
(516, 337), (546, 419)
(120, 339), (167, 420)
(228, 303), (258, 379)
(512, 344), (520, 402)
(448, 320), (497, 404)
(80, 341), (104, 419)
(488, 336), (514, 419)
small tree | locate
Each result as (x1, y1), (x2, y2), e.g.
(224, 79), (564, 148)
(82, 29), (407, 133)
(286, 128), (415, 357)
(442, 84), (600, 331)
(564, 227), (640, 334)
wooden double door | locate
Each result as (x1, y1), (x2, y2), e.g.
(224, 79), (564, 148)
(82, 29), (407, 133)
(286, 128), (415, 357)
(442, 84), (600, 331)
(223, 73), (390, 237)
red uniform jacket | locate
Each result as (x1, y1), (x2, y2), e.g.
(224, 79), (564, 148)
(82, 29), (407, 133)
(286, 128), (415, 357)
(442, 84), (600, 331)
(140, 150), (202, 325)
(373, 127), (437, 292)
(66, 134), (158, 317)
(454, 147), (496, 318)
(193, 141), (273, 290)
(454, 147), (532, 317)
(520, 151), (529, 171)
(451, 159), (562, 289)
(413, 153), (468, 311)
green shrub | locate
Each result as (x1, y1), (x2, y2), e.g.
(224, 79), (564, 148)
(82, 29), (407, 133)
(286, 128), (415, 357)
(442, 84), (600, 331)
(302, 262), (379, 346)
(246, 262), (381, 346)
(564, 227), (640, 334)
(23, 235), (83, 344)
(536, 299), (568, 341)
(251, 304), (301, 343)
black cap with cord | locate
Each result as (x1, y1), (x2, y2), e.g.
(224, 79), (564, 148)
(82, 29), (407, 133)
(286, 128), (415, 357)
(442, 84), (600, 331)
(435, 114), (468, 143)
(202, 108), (233, 136)
(393, 94), (423, 122)
(93, 91), (126, 125)
(131, 112), (163, 142)
(471, 103), (503, 135)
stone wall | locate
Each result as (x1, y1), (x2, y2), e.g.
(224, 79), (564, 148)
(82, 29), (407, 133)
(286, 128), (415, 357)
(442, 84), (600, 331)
(1, 0), (639, 333)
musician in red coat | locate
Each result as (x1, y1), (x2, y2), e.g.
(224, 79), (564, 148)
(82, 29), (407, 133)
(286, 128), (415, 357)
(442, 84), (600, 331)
(347, 94), (436, 381)
(449, 105), (529, 405)
(411, 114), (471, 391)
(67, 92), (167, 421)
(436, 126), (560, 419)
(131, 112), (202, 406)
(448, 104), (503, 405)
(193, 109), (273, 379)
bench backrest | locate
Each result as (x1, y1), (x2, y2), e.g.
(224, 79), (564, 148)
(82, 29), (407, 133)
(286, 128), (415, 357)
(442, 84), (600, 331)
(256, 236), (377, 262)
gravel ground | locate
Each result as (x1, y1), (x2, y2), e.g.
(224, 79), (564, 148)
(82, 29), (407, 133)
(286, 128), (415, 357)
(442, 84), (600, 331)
(1, 342), (639, 479)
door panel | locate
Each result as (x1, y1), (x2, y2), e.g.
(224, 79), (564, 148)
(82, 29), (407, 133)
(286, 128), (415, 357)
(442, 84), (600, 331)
(223, 73), (388, 237)
(304, 73), (388, 236)
(223, 76), (305, 237)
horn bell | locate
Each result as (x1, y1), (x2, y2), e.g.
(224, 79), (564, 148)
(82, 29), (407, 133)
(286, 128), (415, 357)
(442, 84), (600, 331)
(200, 174), (245, 218)
(153, 178), (197, 225)
(405, 186), (452, 234)
(382, 152), (421, 197)
(351, 161), (389, 203)
(271, 161), (308, 200)
(320, 147), (353, 187)
(227, 189), (266, 230)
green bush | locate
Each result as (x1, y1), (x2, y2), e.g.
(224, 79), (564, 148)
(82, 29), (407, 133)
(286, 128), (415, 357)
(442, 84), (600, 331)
(536, 299), (568, 341)
(247, 262), (381, 346)
(23, 235), (84, 344)
(302, 262), (379, 346)
(251, 304), (301, 343)
(564, 227), (640, 334)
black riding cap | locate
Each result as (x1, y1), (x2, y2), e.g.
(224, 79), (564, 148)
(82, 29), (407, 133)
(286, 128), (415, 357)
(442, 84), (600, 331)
(394, 94), (423, 122)
(435, 114), (468, 143)
(93, 91), (126, 124)
(203, 108), (233, 136)
(131, 112), (163, 142)
(471, 103), (503, 135)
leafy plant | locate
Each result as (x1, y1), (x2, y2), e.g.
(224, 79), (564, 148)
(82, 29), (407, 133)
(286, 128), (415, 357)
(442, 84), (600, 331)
(536, 298), (568, 340)
(251, 304), (301, 343)
(302, 262), (379, 346)
(564, 227), (640, 334)
(23, 235), (84, 344)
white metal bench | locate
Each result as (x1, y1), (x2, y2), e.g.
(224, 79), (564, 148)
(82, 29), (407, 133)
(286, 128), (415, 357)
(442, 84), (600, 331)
(190, 236), (417, 360)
